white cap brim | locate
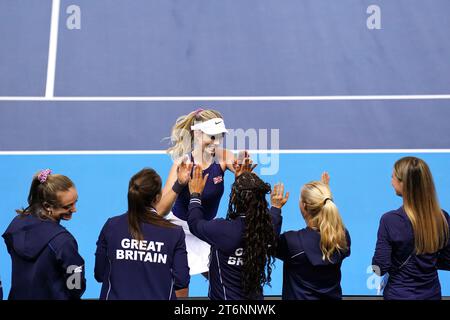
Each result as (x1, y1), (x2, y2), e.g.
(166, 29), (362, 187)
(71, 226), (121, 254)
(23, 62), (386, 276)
(191, 118), (228, 135)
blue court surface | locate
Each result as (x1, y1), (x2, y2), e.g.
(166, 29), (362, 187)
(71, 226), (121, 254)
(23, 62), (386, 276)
(1, 0), (450, 299)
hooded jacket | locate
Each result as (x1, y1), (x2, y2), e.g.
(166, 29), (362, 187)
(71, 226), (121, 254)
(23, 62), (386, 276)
(2, 214), (86, 300)
(276, 227), (351, 300)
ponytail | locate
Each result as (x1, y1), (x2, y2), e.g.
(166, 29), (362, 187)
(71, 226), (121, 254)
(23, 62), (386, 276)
(127, 168), (175, 241)
(316, 199), (348, 262)
(127, 182), (147, 241)
(16, 169), (74, 220)
(301, 181), (348, 262)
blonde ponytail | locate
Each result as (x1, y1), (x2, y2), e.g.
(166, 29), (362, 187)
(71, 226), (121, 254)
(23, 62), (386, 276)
(301, 181), (348, 262)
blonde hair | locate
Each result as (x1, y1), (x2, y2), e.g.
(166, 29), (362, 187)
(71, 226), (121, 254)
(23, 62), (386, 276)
(301, 181), (348, 262)
(394, 156), (449, 254)
(167, 109), (223, 161)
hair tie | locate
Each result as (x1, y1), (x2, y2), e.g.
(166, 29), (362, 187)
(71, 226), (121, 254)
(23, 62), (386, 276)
(38, 169), (52, 183)
(194, 108), (204, 116)
(324, 198), (333, 205)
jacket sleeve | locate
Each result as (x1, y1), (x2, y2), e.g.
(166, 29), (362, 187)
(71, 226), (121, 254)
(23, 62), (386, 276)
(51, 233), (86, 299)
(437, 243), (450, 270)
(94, 219), (110, 283)
(437, 212), (450, 270)
(270, 207), (283, 237)
(372, 215), (392, 276)
(276, 232), (290, 261)
(172, 229), (190, 290)
(187, 195), (231, 249)
(345, 229), (352, 258)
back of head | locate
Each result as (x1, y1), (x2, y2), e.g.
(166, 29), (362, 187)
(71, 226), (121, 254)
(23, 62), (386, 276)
(227, 172), (275, 298)
(167, 108), (223, 161)
(127, 168), (174, 241)
(17, 169), (74, 220)
(301, 181), (348, 262)
(394, 156), (449, 254)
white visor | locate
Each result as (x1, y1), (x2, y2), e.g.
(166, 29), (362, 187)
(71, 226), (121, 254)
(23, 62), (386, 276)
(191, 118), (228, 135)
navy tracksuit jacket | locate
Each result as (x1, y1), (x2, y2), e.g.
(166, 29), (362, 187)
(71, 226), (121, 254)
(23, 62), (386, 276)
(372, 206), (450, 300)
(2, 214), (86, 300)
(95, 212), (190, 300)
(276, 227), (351, 300)
(187, 195), (282, 300)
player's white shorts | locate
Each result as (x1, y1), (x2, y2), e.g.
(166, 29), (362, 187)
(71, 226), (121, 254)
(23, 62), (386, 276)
(166, 212), (210, 275)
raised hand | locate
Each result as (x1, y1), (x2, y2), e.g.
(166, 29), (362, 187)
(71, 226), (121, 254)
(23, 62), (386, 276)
(233, 152), (257, 177)
(189, 165), (209, 195)
(237, 150), (249, 162)
(176, 155), (193, 185)
(321, 171), (330, 185)
(270, 183), (290, 209)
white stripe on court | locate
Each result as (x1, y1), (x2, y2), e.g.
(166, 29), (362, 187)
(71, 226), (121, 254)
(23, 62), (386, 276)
(45, 0), (61, 98)
(1, 94), (450, 102)
(1, 149), (450, 155)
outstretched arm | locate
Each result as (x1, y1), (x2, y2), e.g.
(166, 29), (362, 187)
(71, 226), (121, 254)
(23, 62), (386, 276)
(187, 165), (225, 246)
(155, 157), (193, 216)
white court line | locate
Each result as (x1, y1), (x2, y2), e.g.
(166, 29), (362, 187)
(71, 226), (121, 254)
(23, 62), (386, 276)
(45, 0), (61, 98)
(1, 149), (450, 155)
(1, 95), (450, 101)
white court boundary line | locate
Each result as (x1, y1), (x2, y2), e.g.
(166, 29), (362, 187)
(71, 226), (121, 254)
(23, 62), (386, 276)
(5, 0), (450, 102)
(45, 0), (61, 98)
(1, 149), (450, 155)
(1, 95), (450, 101)
(2, 2), (447, 155)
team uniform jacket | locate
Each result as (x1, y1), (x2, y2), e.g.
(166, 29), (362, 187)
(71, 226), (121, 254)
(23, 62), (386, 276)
(187, 195), (282, 300)
(2, 214), (85, 300)
(276, 227), (351, 300)
(372, 206), (450, 300)
(95, 212), (190, 300)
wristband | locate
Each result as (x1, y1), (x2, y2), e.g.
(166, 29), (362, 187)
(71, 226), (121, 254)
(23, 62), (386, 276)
(172, 180), (185, 194)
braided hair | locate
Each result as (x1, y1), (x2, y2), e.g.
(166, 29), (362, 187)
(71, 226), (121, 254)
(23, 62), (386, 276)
(226, 172), (276, 298)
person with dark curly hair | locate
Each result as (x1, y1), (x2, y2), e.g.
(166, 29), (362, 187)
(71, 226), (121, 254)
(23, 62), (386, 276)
(187, 164), (289, 300)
